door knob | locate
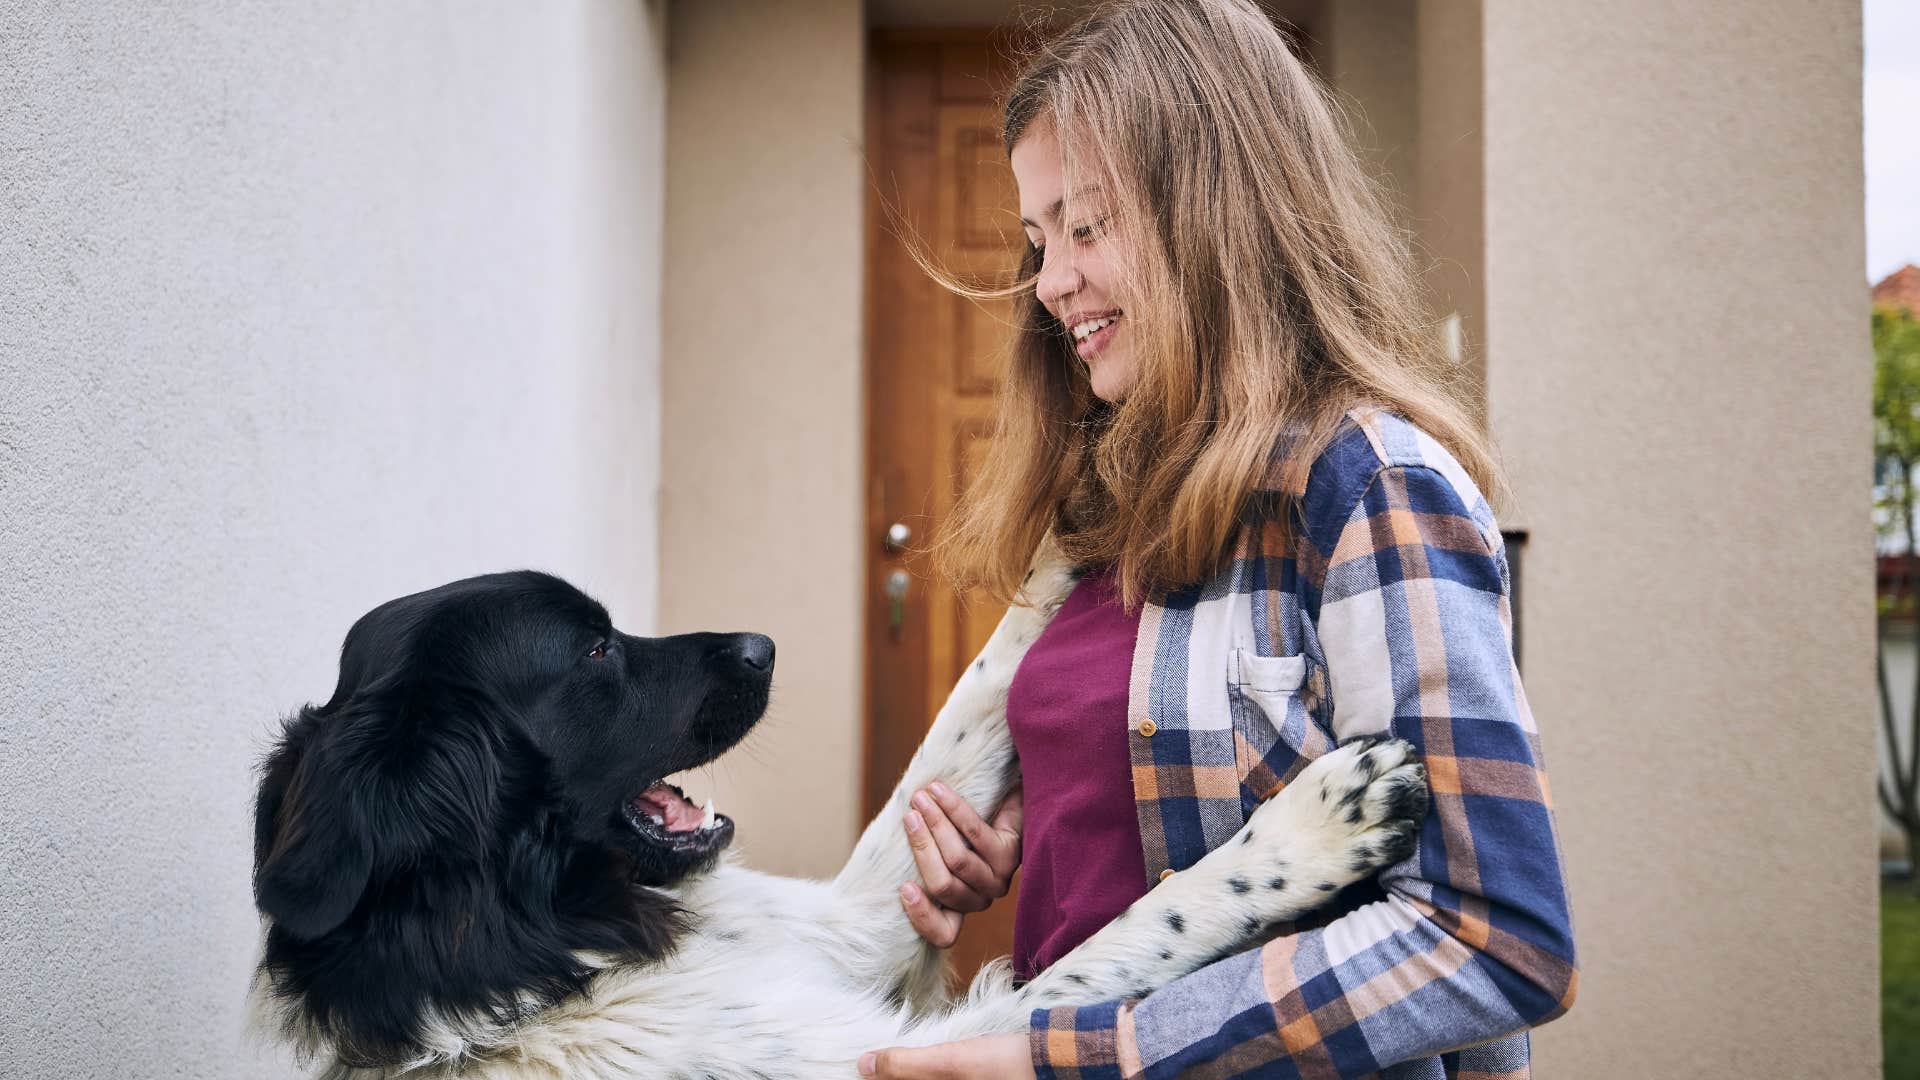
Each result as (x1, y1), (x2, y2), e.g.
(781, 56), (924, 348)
(885, 568), (911, 638)
(884, 522), (912, 553)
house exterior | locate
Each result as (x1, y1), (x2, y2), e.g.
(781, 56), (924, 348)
(1878, 263), (1920, 866)
(1879, 264), (1920, 313)
(0, 1), (1875, 1077)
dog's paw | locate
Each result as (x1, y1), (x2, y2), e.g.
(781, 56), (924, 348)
(1247, 737), (1428, 886)
(1010, 537), (1083, 631)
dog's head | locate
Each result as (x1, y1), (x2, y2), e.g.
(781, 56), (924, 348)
(251, 571), (771, 1065)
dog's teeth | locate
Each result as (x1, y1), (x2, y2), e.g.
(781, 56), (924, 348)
(700, 799), (716, 829)
(648, 812), (665, 827)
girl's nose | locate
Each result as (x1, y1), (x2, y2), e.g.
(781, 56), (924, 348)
(1036, 251), (1082, 309)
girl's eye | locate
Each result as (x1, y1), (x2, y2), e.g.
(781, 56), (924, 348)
(587, 640), (610, 660)
(1071, 216), (1108, 242)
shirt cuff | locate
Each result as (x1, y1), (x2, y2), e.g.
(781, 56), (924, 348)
(1030, 1002), (1132, 1080)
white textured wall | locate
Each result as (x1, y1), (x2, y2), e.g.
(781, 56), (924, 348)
(0, 3), (667, 1076)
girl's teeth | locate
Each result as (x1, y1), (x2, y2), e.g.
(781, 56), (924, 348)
(1073, 315), (1118, 341)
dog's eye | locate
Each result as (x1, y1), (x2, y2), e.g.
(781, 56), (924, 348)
(587, 640), (610, 660)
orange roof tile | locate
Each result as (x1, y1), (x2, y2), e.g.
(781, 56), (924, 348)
(1876, 264), (1920, 315)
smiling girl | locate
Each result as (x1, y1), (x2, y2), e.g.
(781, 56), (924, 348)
(861, 2), (1577, 1077)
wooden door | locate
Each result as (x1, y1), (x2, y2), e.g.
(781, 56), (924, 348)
(864, 30), (1025, 983)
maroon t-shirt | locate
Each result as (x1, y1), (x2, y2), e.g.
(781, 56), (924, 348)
(1007, 563), (1148, 981)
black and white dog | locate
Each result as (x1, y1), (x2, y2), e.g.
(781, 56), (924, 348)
(250, 545), (1427, 1078)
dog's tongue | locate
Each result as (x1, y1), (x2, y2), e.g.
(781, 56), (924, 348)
(634, 783), (704, 833)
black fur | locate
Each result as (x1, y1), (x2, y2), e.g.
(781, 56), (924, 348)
(252, 571), (772, 1068)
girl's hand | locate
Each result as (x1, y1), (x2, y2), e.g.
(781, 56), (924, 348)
(900, 783), (1023, 948)
(858, 1034), (1035, 1079)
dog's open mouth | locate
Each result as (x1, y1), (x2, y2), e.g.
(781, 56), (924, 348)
(622, 781), (733, 857)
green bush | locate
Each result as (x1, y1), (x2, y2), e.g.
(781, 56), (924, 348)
(1889, 886), (1920, 1079)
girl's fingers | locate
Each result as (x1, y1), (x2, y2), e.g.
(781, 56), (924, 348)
(990, 785), (1024, 848)
(905, 808), (989, 912)
(912, 792), (1006, 899)
(926, 782), (1020, 881)
(988, 785), (1023, 875)
(898, 881), (962, 949)
(861, 1045), (953, 1078)
(860, 1035), (1036, 1079)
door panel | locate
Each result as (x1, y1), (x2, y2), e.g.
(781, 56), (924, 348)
(865, 30), (1024, 985)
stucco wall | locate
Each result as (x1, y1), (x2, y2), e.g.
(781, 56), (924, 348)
(659, 0), (867, 877)
(1320, 0), (1417, 235)
(0, 2), (667, 1076)
(1476, 1), (1877, 1075)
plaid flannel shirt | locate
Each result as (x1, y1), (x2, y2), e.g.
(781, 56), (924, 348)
(1029, 409), (1578, 1079)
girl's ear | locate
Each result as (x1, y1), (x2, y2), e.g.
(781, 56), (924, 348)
(253, 726), (372, 941)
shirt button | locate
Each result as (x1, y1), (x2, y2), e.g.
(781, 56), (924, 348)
(1159, 868), (1176, 883)
(1137, 718), (1158, 737)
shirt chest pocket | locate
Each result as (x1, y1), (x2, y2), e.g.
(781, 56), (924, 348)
(1229, 649), (1339, 806)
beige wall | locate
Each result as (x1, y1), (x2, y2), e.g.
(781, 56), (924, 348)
(1320, 0), (1417, 235)
(1473, 0), (1877, 1074)
(1411, 0), (1488, 396)
(1324, 5), (1878, 1064)
(660, 0), (868, 875)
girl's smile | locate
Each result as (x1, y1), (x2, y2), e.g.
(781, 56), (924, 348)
(1066, 308), (1124, 361)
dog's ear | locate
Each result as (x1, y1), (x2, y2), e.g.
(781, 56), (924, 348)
(253, 716), (373, 941)
(254, 691), (515, 941)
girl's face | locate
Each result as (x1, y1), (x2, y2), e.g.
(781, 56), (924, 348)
(1011, 125), (1134, 403)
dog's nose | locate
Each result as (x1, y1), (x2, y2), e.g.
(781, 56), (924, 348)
(729, 633), (775, 673)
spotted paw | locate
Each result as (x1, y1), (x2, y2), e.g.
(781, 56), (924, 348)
(1011, 538), (1083, 628)
(1246, 736), (1429, 891)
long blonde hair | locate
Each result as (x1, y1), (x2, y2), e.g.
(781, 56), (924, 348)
(927, 0), (1499, 608)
